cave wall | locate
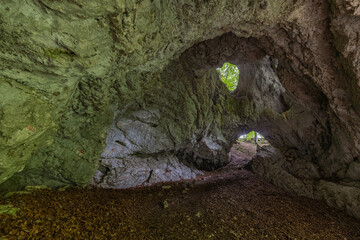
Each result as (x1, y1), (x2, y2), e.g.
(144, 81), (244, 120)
(0, 0), (293, 189)
(92, 60), (245, 188)
(248, 0), (360, 219)
(1, 0), (360, 219)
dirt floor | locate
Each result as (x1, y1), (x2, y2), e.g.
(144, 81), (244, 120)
(1, 141), (360, 239)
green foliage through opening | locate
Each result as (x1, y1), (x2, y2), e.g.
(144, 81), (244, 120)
(216, 63), (239, 91)
(245, 131), (256, 141)
(238, 131), (266, 143)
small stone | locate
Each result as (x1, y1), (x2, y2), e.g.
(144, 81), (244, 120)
(162, 200), (169, 209)
(195, 211), (201, 218)
(182, 187), (190, 194)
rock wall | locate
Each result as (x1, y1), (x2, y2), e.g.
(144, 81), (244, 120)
(246, 1), (360, 219)
(0, 0), (360, 219)
(92, 60), (244, 188)
(0, 0), (293, 190)
(234, 56), (360, 219)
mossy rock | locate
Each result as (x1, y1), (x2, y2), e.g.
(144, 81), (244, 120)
(0, 204), (20, 216)
(25, 185), (51, 191)
(3, 191), (30, 198)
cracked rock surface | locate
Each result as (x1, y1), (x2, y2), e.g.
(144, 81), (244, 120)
(92, 107), (202, 188)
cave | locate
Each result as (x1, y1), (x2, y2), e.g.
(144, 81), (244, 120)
(1, 0), (360, 238)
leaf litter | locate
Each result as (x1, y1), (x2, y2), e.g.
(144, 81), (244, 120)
(1, 142), (360, 239)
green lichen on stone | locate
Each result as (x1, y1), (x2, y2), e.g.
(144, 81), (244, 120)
(279, 105), (297, 121)
(224, 95), (242, 114)
(25, 185), (50, 191)
(238, 97), (257, 121)
(3, 191), (30, 198)
(44, 48), (74, 59)
(262, 108), (279, 120)
(0, 76), (57, 185)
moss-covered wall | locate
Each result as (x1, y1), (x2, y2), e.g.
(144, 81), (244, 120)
(0, 0), (296, 189)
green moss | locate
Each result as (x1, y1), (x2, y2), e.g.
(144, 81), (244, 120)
(238, 97), (257, 120)
(25, 185), (50, 191)
(44, 48), (75, 59)
(0, 78), (57, 185)
(0, 204), (19, 216)
(3, 191), (30, 198)
(43, 0), (82, 6)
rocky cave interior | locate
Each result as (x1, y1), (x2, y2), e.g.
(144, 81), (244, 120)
(1, 0), (360, 238)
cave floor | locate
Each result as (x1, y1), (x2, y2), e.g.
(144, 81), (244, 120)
(1, 142), (360, 240)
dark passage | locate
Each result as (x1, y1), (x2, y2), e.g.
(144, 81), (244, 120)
(1, 143), (359, 240)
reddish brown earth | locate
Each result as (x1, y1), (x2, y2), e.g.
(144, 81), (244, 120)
(1, 141), (360, 240)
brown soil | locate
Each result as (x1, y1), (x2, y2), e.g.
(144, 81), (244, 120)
(1, 141), (360, 240)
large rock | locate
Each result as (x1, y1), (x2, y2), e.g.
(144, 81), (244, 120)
(93, 155), (202, 189)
